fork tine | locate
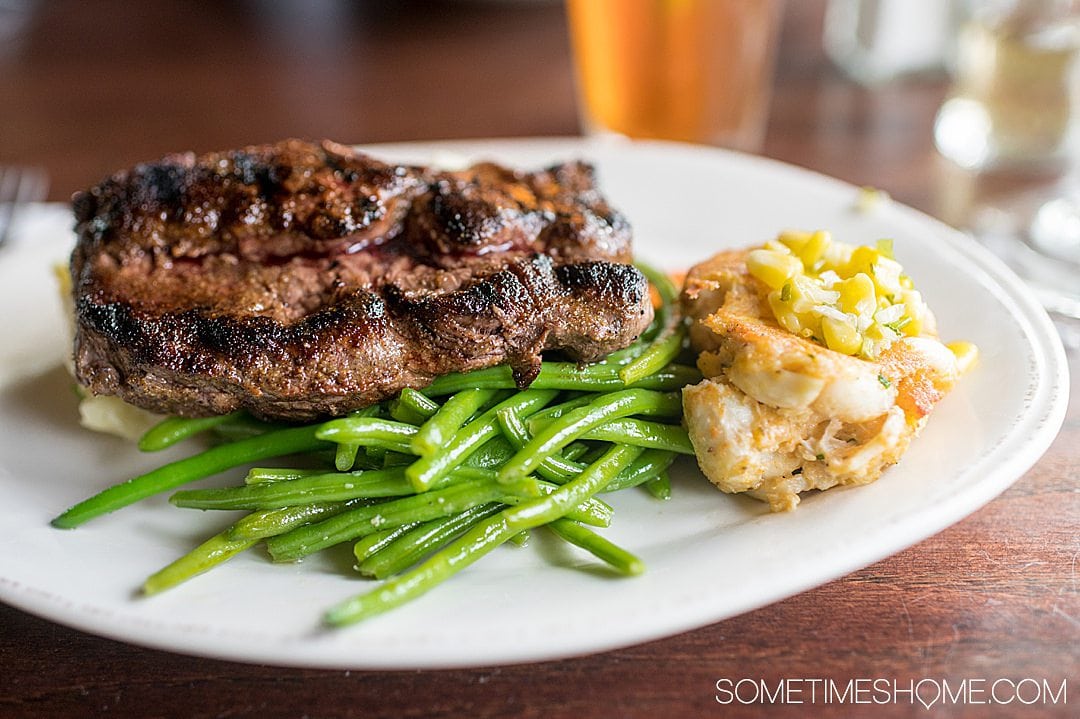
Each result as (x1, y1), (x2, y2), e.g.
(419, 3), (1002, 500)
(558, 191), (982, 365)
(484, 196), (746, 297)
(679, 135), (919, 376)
(0, 166), (16, 201)
(17, 166), (49, 204)
(0, 168), (18, 245)
(0, 166), (50, 249)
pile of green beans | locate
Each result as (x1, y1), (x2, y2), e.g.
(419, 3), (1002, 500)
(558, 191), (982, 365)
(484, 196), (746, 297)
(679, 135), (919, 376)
(51, 264), (699, 627)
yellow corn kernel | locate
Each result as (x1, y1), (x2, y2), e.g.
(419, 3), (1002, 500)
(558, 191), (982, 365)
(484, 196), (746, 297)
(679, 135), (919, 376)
(901, 314), (921, 336)
(838, 273), (876, 318)
(947, 341), (979, 374)
(747, 249), (802, 290)
(800, 315), (823, 340)
(871, 256), (904, 295)
(797, 230), (831, 268)
(822, 316), (862, 355)
(763, 239), (793, 254)
(777, 229), (814, 253)
(844, 245), (879, 279)
(855, 186), (890, 212)
(768, 290), (804, 335)
(900, 290), (928, 336)
(864, 321), (893, 341)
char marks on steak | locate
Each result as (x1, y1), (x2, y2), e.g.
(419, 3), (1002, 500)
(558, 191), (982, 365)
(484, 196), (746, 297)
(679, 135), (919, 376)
(71, 139), (653, 421)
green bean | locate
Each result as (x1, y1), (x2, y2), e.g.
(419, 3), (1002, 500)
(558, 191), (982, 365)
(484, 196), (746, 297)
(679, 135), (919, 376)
(546, 518), (644, 575)
(643, 470), (672, 500)
(265, 467), (609, 563)
(171, 468), (417, 510)
(209, 414), (283, 442)
(527, 393), (682, 434)
(576, 418), (694, 455)
(617, 263), (682, 385)
(138, 412), (245, 452)
(633, 363), (702, 389)
(228, 500), (363, 541)
(330, 407), (383, 471)
(397, 388), (440, 418)
(52, 425), (329, 529)
(349, 405), (382, 418)
(601, 449), (678, 493)
(562, 442), (590, 462)
(364, 445), (387, 464)
(421, 361), (699, 395)
(596, 340), (648, 366)
(498, 390), (680, 482)
(245, 467), (325, 485)
(381, 450), (415, 468)
(412, 388), (499, 457)
(461, 435), (516, 470)
(335, 443), (361, 471)
(405, 389), (558, 492)
(143, 530), (256, 595)
(356, 503), (504, 579)
(145, 501), (361, 593)
(315, 417), (418, 454)
(637, 260), (680, 318)
(536, 483), (613, 527)
(352, 522), (424, 564)
(503, 445), (641, 530)
(389, 388), (440, 425)
(388, 403), (426, 426)
(265, 476), (526, 562)
(496, 407), (585, 483)
(323, 444), (641, 626)
(619, 322), (687, 386)
(521, 394), (597, 426)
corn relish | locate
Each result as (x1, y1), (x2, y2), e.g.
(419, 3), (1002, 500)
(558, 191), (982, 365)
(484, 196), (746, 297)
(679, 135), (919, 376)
(746, 230), (932, 360)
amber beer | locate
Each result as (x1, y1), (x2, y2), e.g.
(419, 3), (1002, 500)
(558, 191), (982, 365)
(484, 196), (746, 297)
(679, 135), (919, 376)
(566, 0), (783, 151)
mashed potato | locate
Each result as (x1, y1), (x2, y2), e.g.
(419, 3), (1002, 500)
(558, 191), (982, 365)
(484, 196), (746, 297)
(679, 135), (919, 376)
(55, 264), (162, 441)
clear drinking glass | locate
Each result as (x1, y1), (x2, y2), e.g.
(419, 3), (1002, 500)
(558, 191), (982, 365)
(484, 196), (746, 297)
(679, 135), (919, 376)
(934, 0), (1080, 318)
(565, 0), (784, 153)
(824, 0), (959, 86)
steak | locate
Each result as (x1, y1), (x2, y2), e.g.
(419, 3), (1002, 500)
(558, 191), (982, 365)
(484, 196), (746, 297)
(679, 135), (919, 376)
(70, 139), (653, 421)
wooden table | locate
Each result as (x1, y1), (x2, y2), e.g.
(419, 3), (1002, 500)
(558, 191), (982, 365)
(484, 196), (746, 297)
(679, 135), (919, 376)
(2, 2), (1076, 717)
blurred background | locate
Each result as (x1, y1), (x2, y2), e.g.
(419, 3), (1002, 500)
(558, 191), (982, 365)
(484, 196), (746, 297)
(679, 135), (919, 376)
(0, 0), (945, 201)
(1, 0), (1078, 319)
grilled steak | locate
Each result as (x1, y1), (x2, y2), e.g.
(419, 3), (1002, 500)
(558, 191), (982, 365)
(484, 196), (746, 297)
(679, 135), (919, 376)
(71, 139), (652, 421)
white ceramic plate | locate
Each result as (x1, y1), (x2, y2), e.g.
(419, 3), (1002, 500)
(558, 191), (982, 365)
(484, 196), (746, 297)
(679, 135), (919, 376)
(0, 138), (1068, 669)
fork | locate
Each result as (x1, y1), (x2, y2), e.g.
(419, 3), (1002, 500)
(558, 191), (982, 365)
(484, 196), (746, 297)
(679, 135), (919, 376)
(0, 166), (50, 249)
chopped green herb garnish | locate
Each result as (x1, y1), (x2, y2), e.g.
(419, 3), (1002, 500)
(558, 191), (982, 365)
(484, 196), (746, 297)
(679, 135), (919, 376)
(884, 316), (912, 333)
(780, 282), (792, 302)
(878, 374), (892, 388)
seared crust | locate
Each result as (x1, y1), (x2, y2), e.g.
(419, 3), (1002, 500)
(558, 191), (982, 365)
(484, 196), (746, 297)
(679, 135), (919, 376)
(71, 140), (652, 420)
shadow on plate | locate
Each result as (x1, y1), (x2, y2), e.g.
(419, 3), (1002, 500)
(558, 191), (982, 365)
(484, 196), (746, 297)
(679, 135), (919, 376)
(2, 362), (82, 433)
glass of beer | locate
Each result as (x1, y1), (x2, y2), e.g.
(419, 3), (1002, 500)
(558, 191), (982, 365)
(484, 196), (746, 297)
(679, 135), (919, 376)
(566, 0), (784, 152)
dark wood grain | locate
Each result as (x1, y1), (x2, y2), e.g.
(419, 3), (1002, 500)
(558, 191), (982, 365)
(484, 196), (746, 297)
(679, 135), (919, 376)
(1, 1), (1077, 717)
